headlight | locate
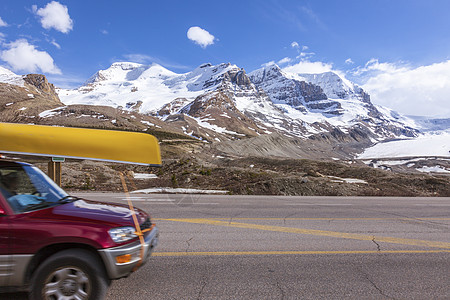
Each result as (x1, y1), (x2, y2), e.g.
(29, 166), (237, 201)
(108, 227), (137, 243)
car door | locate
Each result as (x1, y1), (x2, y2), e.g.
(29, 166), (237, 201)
(0, 202), (11, 286)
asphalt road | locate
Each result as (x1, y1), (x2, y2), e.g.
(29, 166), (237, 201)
(3, 194), (450, 299)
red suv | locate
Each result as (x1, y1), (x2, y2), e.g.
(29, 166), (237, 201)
(0, 160), (158, 299)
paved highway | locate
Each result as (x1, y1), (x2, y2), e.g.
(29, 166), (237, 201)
(3, 194), (449, 299)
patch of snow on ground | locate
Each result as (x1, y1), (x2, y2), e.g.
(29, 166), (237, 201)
(416, 166), (450, 174)
(328, 176), (368, 184)
(364, 160), (409, 167)
(133, 173), (158, 179)
(131, 188), (228, 194)
(193, 117), (245, 136)
(358, 130), (450, 159)
(141, 120), (154, 127)
(39, 106), (66, 118)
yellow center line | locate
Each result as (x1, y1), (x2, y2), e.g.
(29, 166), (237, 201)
(153, 250), (450, 257)
(163, 218), (450, 249)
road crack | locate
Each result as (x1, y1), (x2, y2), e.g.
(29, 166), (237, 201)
(365, 273), (395, 299)
(372, 236), (381, 251)
(186, 237), (194, 252)
(358, 267), (396, 299)
(197, 277), (208, 300)
(283, 212), (298, 226)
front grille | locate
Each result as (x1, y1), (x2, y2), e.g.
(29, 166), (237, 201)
(140, 217), (152, 231)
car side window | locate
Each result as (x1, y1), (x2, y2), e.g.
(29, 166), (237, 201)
(0, 167), (40, 213)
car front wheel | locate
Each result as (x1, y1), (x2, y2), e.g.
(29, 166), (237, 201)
(30, 249), (110, 300)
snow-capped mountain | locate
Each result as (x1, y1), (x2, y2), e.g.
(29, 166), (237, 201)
(56, 61), (421, 142)
(58, 62), (287, 140)
(0, 66), (25, 87)
(0, 67), (64, 123)
(0, 60), (412, 145)
(1, 63), (447, 161)
(248, 63), (417, 139)
(406, 116), (450, 132)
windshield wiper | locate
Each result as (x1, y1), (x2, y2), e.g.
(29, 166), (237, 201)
(58, 195), (81, 203)
(21, 202), (51, 212)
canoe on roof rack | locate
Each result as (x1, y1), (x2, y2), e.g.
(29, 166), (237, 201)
(0, 122), (161, 166)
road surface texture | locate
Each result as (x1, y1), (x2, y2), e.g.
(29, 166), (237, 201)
(2, 194), (449, 299)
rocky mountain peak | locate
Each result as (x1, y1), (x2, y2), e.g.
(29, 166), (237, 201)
(296, 72), (361, 101)
(248, 63), (283, 85)
(223, 68), (252, 87)
(85, 62), (175, 85)
(249, 64), (330, 112)
(0, 67), (25, 87)
(0, 71), (63, 124)
(199, 63), (212, 68)
(23, 74), (61, 104)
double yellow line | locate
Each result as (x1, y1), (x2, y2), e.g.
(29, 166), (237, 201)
(153, 218), (450, 257)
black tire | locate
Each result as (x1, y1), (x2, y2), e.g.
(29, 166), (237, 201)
(30, 249), (110, 300)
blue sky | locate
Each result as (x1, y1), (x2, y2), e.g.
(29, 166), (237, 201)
(1, 0), (449, 117)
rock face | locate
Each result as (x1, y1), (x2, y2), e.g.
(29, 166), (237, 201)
(249, 64), (329, 112)
(157, 64), (279, 141)
(0, 71), (64, 123)
(23, 74), (61, 104)
(249, 64), (417, 139)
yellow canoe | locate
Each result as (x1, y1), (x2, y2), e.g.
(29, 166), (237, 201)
(0, 123), (161, 166)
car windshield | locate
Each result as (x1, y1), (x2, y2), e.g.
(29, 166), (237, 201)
(0, 164), (69, 213)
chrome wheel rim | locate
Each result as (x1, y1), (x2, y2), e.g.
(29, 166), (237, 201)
(43, 266), (91, 300)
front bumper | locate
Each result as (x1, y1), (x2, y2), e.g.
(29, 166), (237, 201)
(98, 226), (158, 280)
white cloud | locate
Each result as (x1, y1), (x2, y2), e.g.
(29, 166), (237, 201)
(291, 42), (309, 53)
(361, 60), (450, 118)
(33, 1), (73, 33)
(353, 58), (409, 76)
(187, 26), (215, 48)
(345, 58), (354, 65)
(297, 52), (316, 59)
(51, 41), (60, 49)
(0, 39), (61, 74)
(49, 38), (61, 49)
(277, 57), (291, 65)
(100, 29), (108, 35)
(261, 61), (276, 68)
(283, 60), (334, 74)
(0, 17), (7, 27)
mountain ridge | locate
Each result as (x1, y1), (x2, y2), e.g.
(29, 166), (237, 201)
(0, 62), (428, 158)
